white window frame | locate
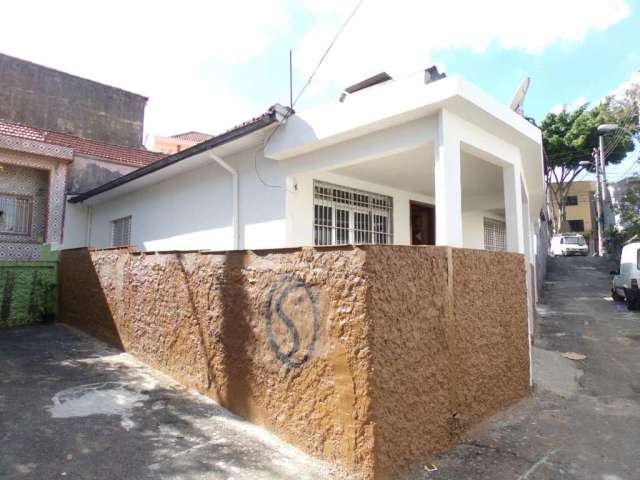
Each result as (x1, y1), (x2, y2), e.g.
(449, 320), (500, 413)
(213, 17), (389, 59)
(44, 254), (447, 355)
(111, 216), (132, 247)
(0, 193), (32, 236)
(313, 180), (393, 246)
(483, 217), (506, 251)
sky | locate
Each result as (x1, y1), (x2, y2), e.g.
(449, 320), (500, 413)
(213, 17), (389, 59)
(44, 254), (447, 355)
(0, 0), (638, 178)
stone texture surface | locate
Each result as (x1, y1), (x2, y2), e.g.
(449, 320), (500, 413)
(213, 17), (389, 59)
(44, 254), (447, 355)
(59, 246), (529, 480)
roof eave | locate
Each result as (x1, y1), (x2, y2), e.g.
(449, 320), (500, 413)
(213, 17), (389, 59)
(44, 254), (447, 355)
(69, 109), (280, 204)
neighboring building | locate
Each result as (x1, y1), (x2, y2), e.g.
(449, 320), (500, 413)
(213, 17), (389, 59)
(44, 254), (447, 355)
(154, 131), (214, 155)
(0, 120), (164, 260)
(0, 52), (147, 148)
(63, 71), (544, 311)
(548, 180), (597, 248)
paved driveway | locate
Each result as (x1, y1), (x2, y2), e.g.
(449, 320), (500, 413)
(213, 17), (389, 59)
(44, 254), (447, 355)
(0, 326), (346, 480)
(430, 256), (640, 480)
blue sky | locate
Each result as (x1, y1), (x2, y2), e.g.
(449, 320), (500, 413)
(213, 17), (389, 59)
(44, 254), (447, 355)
(0, 0), (637, 177)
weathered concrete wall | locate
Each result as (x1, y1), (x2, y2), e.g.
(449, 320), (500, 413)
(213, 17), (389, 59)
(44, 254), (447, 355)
(66, 155), (136, 194)
(59, 246), (529, 479)
(0, 261), (57, 327)
(0, 53), (146, 147)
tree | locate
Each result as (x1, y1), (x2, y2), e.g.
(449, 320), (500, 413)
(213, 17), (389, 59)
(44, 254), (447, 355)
(542, 97), (638, 232)
(614, 183), (640, 240)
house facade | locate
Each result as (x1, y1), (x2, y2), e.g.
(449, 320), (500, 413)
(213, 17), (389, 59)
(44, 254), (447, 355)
(548, 180), (597, 248)
(0, 120), (163, 260)
(62, 72), (544, 277)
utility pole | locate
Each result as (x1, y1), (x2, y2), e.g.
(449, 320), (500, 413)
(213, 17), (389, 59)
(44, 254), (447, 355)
(594, 147), (604, 256)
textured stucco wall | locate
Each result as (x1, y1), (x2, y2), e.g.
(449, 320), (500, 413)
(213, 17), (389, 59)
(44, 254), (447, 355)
(0, 53), (146, 148)
(59, 246), (529, 479)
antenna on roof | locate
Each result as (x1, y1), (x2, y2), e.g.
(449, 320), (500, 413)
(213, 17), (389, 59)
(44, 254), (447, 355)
(509, 77), (530, 116)
(289, 49), (293, 109)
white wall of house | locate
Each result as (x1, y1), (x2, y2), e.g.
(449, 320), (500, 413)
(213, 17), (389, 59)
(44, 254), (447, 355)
(461, 210), (506, 250)
(61, 74), (544, 262)
(74, 162), (235, 251)
(287, 170), (436, 247)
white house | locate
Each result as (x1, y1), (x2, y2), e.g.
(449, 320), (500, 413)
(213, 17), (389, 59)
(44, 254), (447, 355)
(62, 71), (544, 270)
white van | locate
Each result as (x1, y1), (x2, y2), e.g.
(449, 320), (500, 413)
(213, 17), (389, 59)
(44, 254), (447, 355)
(611, 242), (640, 301)
(550, 234), (589, 257)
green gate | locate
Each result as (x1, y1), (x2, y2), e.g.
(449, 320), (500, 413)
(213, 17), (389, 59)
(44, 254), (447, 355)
(0, 261), (57, 327)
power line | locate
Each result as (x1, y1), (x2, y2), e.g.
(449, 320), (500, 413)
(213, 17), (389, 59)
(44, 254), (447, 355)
(254, 0), (365, 189)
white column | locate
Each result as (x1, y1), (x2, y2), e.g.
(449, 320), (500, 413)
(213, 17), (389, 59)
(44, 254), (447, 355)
(434, 110), (463, 247)
(503, 164), (525, 253)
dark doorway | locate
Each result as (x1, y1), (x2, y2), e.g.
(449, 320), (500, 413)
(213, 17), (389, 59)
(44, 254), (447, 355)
(410, 202), (435, 245)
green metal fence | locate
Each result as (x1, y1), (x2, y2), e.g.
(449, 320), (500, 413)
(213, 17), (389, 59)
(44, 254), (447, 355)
(0, 261), (57, 327)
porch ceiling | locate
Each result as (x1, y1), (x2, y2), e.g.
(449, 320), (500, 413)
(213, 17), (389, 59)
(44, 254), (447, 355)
(330, 145), (435, 196)
(329, 146), (504, 211)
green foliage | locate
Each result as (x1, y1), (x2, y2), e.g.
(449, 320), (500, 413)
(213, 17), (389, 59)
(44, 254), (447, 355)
(614, 183), (640, 240)
(542, 93), (639, 232)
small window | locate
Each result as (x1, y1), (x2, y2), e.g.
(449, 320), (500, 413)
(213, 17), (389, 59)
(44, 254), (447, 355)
(567, 220), (584, 232)
(313, 181), (393, 246)
(111, 216), (132, 247)
(0, 194), (32, 235)
(566, 195), (578, 206)
(483, 218), (506, 251)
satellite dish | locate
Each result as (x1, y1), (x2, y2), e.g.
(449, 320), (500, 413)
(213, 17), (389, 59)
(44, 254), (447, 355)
(510, 77), (531, 115)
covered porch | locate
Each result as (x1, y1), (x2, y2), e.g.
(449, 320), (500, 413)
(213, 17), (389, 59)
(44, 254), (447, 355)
(283, 110), (536, 261)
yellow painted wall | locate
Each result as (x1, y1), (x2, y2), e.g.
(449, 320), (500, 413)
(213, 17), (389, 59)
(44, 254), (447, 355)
(549, 180), (596, 235)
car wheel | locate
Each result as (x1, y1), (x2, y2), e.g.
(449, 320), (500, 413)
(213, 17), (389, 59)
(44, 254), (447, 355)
(612, 288), (625, 302)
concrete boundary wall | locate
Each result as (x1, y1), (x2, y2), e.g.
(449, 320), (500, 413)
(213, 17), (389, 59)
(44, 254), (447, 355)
(58, 246), (529, 480)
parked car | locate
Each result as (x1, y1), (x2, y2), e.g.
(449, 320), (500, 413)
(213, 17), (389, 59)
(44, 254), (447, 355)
(550, 234), (589, 256)
(611, 242), (640, 302)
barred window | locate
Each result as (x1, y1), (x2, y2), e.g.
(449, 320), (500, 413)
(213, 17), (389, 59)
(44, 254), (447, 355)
(483, 217), (506, 251)
(313, 181), (393, 246)
(111, 216), (132, 247)
(0, 194), (32, 235)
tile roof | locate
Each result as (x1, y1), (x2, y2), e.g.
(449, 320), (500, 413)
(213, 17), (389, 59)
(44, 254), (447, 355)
(170, 131), (214, 143)
(0, 119), (165, 167)
(70, 104), (288, 204)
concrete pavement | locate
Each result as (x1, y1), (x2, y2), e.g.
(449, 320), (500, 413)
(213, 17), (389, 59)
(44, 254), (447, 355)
(0, 326), (348, 480)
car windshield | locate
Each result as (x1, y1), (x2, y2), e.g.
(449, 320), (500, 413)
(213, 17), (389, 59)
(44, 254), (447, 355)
(565, 237), (585, 245)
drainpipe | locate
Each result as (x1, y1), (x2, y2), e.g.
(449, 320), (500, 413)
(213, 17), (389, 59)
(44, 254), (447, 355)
(209, 152), (239, 249)
(86, 205), (93, 247)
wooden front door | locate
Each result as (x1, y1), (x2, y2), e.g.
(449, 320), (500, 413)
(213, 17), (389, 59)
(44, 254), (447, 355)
(410, 202), (435, 245)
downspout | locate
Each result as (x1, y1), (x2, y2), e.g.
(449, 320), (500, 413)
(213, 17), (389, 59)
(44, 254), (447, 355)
(86, 205), (93, 247)
(209, 152), (239, 249)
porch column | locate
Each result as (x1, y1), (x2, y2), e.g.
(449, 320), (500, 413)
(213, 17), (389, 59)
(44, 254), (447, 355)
(503, 164), (525, 253)
(434, 110), (463, 247)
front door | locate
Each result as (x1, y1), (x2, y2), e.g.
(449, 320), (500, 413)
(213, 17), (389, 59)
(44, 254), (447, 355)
(410, 202), (435, 245)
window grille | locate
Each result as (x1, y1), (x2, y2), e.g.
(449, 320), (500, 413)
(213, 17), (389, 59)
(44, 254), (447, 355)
(111, 216), (132, 247)
(483, 217), (506, 251)
(313, 180), (393, 246)
(0, 194), (32, 235)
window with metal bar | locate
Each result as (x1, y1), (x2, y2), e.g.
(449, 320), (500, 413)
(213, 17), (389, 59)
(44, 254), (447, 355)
(483, 217), (506, 251)
(313, 180), (393, 246)
(111, 216), (132, 247)
(0, 194), (32, 235)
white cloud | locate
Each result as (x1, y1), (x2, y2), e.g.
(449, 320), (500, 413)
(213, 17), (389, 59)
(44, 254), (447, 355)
(294, 0), (630, 105)
(611, 71), (640, 102)
(0, 0), (291, 142)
